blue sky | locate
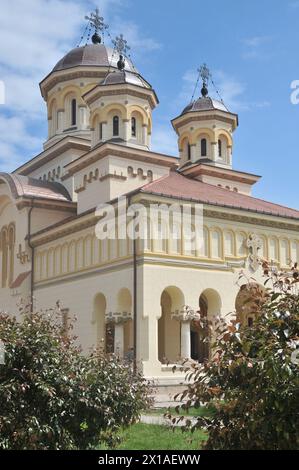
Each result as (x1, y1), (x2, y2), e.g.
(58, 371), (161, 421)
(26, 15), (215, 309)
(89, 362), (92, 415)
(0, 0), (298, 208)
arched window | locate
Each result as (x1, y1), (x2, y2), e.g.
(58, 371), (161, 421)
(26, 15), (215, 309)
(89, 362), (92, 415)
(113, 116), (119, 136)
(131, 117), (136, 137)
(201, 138), (207, 157)
(218, 139), (222, 157)
(187, 143), (191, 160)
(71, 99), (77, 126)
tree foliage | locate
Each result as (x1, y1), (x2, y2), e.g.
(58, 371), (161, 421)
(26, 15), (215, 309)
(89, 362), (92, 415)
(175, 265), (299, 450)
(0, 303), (150, 450)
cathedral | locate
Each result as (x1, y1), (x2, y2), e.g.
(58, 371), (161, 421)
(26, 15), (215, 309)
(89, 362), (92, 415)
(1, 10), (299, 387)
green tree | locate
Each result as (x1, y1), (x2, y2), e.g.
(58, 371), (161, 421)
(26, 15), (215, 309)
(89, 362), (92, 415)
(175, 267), (299, 450)
(0, 304), (150, 450)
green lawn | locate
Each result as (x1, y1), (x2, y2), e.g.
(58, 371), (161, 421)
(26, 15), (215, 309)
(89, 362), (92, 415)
(100, 423), (207, 450)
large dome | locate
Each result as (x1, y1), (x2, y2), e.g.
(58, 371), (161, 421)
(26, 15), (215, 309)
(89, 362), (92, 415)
(52, 44), (137, 73)
(181, 96), (229, 115)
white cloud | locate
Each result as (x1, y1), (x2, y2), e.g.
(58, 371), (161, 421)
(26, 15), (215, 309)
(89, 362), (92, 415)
(0, 116), (41, 172)
(242, 35), (273, 59)
(213, 71), (270, 111)
(173, 68), (270, 115)
(0, 0), (161, 172)
(151, 123), (178, 157)
(110, 17), (161, 61)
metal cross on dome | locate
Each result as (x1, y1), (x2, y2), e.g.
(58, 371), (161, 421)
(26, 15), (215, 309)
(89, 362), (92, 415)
(198, 63), (210, 85)
(112, 34), (131, 56)
(85, 7), (108, 35)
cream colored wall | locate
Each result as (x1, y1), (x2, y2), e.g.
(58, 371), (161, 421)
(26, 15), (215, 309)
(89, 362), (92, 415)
(28, 148), (89, 201)
(33, 208), (299, 288)
(0, 188), (31, 311)
(33, 264), (135, 353)
(198, 174), (252, 195)
(89, 92), (152, 150)
(74, 154), (169, 213)
(177, 118), (233, 167)
(46, 77), (101, 146)
(138, 262), (266, 380)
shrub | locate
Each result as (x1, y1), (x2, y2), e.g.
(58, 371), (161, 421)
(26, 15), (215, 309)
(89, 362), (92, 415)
(0, 303), (150, 450)
(175, 267), (299, 450)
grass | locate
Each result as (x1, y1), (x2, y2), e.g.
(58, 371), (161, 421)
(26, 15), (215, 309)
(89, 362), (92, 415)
(100, 423), (207, 450)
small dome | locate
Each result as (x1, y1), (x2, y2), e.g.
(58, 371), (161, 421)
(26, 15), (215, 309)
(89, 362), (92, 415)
(52, 44), (137, 73)
(100, 70), (151, 89)
(181, 96), (228, 115)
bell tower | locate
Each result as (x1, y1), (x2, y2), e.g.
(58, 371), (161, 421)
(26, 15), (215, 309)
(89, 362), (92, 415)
(171, 64), (238, 169)
(82, 34), (158, 151)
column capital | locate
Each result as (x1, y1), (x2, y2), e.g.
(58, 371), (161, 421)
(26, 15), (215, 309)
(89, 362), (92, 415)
(171, 305), (200, 322)
(105, 311), (133, 324)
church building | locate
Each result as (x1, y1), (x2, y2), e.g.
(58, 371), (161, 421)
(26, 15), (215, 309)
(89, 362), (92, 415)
(1, 10), (299, 386)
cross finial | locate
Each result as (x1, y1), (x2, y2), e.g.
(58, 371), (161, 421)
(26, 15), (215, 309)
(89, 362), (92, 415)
(112, 34), (131, 56)
(85, 7), (109, 44)
(198, 63), (210, 97)
(112, 34), (131, 71)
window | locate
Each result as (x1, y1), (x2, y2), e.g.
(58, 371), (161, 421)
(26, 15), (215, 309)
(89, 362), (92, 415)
(201, 138), (207, 157)
(99, 122), (103, 141)
(187, 143), (191, 160)
(131, 117), (136, 137)
(218, 139), (222, 157)
(71, 99), (77, 126)
(113, 116), (119, 136)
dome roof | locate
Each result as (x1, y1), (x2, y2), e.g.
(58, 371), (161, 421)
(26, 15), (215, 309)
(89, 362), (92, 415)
(52, 44), (137, 73)
(181, 96), (229, 115)
(100, 70), (151, 89)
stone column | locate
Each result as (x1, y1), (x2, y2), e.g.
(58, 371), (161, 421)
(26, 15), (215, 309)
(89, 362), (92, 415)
(190, 143), (197, 162)
(142, 124), (148, 146)
(211, 141), (218, 162)
(172, 305), (200, 360)
(101, 121), (108, 141)
(79, 106), (88, 129)
(105, 311), (132, 358)
(57, 110), (64, 133)
(123, 119), (130, 142)
(114, 322), (125, 358)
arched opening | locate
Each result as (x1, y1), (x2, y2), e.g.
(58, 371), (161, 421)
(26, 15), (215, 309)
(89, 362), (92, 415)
(158, 286), (184, 363)
(131, 117), (136, 137)
(93, 293), (110, 352)
(235, 283), (267, 327)
(117, 288), (133, 358)
(71, 98), (77, 126)
(191, 289), (222, 362)
(99, 122), (103, 141)
(190, 295), (209, 362)
(217, 135), (229, 162)
(218, 139), (222, 157)
(113, 115), (119, 136)
(201, 138), (207, 157)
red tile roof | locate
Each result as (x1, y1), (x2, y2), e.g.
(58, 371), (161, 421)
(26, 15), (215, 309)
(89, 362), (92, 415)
(140, 171), (299, 220)
(0, 173), (72, 202)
